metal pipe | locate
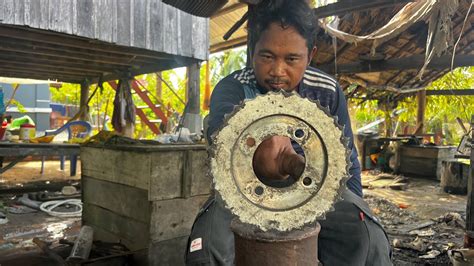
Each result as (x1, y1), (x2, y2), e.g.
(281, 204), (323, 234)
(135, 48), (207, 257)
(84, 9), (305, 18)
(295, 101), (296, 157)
(232, 220), (321, 266)
(67, 225), (94, 263)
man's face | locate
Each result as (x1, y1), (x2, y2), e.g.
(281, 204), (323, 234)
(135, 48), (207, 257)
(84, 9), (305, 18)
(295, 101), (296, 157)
(252, 22), (316, 92)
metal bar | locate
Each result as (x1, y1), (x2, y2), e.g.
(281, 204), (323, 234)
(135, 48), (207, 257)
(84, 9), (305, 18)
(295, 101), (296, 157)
(223, 11), (248, 41)
(67, 225), (94, 263)
(232, 220), (320, 266)
(0, 156), (27, 174)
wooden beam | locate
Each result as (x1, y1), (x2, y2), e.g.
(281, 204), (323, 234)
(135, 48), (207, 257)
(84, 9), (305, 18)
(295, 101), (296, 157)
(210, 36), (247, 53)
(0, 40), (146, 66)
(186, 63), (201, 114)
(96, 58), (198, 84)
(319, 54), (474, 74)
(0, 52), (128, 73)
(0, 70), (83, 84)
(426, 89), (474, 96)
(79, 81), (90, 121)
(0, 26), (176, 61)
(415, 90), (426, 135)
(0, 62), (103, 76)
(313, 0), (413, 18)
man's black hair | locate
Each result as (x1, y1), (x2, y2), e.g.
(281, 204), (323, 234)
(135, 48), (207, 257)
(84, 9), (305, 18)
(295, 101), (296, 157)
(248, 0), (318, 56)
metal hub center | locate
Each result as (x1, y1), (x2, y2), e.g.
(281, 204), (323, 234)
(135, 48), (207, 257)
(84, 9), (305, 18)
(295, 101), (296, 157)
(211, 92), (350, 232)
(232, 114), (328, 211)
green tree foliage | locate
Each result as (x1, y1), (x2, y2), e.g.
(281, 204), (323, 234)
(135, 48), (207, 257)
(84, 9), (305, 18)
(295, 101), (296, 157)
(350, 67), (474, 144)
(50, 82), (116, 132)
(49, 48), (247, 138)
(50, 83), (81, 105)
(211, 48), (247, 84)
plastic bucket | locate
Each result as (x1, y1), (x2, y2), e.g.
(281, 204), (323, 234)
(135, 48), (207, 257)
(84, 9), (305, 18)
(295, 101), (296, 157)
(19, 123), (36, 140)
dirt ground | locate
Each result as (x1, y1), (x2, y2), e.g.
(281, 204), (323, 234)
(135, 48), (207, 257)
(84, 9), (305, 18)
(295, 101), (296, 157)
(0, 159), (81, 260)
(362, 171), (467, 265)
(0, 159), (81, 184)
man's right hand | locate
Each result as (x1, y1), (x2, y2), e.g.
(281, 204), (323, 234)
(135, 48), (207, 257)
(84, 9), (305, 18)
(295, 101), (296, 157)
(252, 136), (305, 181)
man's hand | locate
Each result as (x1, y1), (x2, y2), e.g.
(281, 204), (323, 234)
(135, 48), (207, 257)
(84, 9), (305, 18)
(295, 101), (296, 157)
(252, 136), (305, 181)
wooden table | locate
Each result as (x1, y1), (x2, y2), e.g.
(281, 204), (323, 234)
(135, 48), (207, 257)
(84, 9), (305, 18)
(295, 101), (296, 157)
(0, 142), (80, 175)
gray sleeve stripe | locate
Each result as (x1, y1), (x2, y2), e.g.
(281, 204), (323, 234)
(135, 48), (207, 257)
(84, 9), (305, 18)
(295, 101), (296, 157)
(303, 79), (337, 92)
(305, 69), (337, 85)
(303, 74), (337, 87)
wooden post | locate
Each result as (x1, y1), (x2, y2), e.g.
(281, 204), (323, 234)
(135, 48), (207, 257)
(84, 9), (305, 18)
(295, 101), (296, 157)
(246, 5), (254, 67)
(183, 63), (202, 135)
(79, 81), (90, 121)
(414, 90), (426, 135)
(465, 115), (474, 247)
(122, 79), (135, 138)
(187, 63), (200, 115)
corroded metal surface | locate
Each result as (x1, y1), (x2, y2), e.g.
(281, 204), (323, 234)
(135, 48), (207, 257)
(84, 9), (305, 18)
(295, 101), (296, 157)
(232, 220), (320, 266)
(210, 92), (350, 232)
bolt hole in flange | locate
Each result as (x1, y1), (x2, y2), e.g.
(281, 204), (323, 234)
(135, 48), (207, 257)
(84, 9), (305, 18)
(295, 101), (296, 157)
(254, 186), (264, 195)
(246, 137), (256, 147)
(294, 129), (305, 138)
(302, 177), (312, 186)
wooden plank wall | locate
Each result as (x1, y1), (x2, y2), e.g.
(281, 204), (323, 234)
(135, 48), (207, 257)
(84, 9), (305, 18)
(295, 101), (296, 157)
(399, 146), (456, 179)
(81, 146), (211, 265)
(0, 0), (209, 60)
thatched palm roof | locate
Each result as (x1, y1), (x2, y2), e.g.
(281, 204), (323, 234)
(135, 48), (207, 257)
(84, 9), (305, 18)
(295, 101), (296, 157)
(209, 0), (473, 99)
(313, 0), (473, 99)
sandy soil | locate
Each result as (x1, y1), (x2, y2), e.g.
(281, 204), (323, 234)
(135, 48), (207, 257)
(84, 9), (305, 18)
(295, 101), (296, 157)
(0, 159), (81, 185)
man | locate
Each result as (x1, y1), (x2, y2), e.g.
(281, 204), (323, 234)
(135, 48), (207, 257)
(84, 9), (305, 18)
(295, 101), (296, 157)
(186, 0), (391, 265)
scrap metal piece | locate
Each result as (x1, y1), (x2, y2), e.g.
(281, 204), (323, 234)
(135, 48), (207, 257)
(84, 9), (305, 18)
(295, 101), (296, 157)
(210, 92), (350, 232)
(67, 225), (94, 264)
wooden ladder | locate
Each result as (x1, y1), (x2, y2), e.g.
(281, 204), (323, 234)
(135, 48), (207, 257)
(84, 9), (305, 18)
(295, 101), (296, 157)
(108, 80), (168, 135)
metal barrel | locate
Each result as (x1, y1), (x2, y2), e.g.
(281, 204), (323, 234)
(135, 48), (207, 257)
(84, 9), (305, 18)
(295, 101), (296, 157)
(232, 219), (321, 266)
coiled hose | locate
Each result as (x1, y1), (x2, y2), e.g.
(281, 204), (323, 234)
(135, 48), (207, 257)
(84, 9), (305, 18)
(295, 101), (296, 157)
(40, 199), (82, 217)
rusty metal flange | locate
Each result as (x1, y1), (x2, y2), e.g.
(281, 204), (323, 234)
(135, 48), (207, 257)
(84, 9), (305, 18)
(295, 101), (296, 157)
(210, 92), (350, 232)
